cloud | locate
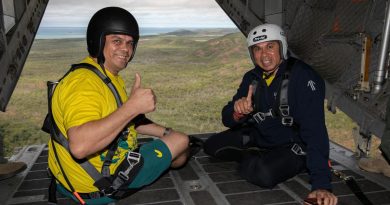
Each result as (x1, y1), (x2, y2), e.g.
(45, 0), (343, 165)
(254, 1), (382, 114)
(40, 0), (235, 28)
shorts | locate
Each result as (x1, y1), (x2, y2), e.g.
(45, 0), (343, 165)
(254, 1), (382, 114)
(128, 139), (172, 188)
(56, 139), (172, 205)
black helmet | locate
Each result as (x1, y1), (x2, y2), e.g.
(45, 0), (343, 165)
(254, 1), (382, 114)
(87, 7), (139, 64)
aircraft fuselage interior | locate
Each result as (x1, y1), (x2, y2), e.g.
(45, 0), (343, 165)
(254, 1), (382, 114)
(1, 0), (390, 204)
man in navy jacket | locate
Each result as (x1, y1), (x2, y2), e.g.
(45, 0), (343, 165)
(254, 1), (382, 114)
(203, 24), (337, 205)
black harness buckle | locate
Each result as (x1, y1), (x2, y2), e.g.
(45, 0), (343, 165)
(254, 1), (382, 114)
(291, 143), (306, 155)
(281, 116), (294, 126)
(102, 187), (118, 198)
(279, 104), (290, 116)
(118, 152), (140, 179)
(253, 112), (266, 123)
(114, 151), (141, 187)
(252, 109), (274, 124)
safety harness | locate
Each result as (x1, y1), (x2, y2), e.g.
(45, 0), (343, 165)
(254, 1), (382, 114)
(42, 63), (143, 204)
(250, 59), (374, 204)
(250, 58), (297, 127)
(243, 58), (305, 156)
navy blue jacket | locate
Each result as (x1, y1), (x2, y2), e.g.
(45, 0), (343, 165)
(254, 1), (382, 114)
(222, 57), (332, 191)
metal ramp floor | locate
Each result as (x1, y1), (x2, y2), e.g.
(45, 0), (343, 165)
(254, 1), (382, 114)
(3, 134), (390, 205)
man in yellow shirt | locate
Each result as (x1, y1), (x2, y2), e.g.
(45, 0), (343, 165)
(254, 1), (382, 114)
(47, 7), (190, 205)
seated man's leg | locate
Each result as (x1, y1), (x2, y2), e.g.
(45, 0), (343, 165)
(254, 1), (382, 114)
(128, 131), (189, 189)
(56, 139), (178, 204)
(239, 145), (306, 188)
(203, 127), (257, 161)
(160, 130), (189, 168)
(128, 139), (172, 189)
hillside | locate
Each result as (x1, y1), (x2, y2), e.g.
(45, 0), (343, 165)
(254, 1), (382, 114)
(194, 33), (248, 60)
(165, 29), (197, 36)
(0, 31), (362, 157)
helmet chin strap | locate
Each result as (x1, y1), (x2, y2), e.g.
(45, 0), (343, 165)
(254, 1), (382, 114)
(91, 55), (108, 76)
(128, 43), (137, 63)
(98, 61), (109, 77)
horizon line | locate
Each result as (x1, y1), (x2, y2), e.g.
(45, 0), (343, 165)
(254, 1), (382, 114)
(38, 26), (237, 28)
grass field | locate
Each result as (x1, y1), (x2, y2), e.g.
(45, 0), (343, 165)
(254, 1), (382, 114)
(0, 29), (379, 157)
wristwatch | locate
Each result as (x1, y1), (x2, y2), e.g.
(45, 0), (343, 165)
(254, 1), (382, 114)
(163, 127), (172, 136)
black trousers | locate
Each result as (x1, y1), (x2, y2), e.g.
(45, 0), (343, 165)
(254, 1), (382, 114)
(203, 127), (306, 188)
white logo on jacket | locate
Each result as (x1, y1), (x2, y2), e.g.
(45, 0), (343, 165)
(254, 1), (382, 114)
(307, 80), (316, 91)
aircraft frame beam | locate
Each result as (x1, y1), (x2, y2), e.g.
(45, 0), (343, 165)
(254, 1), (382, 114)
(373, 0), (390, 94)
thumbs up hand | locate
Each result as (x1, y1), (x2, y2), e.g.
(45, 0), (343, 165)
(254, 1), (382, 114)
(234, 85), (254, 115)
(131, 73), (142, 92)
(127, 73), (156, 114)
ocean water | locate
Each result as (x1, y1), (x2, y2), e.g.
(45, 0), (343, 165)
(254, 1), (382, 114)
(36, 27), (186, 39)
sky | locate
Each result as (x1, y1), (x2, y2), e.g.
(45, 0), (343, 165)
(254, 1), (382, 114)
(40, 0), (236, 28)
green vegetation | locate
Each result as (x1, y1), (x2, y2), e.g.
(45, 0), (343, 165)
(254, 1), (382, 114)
(0, 30), (360, 156)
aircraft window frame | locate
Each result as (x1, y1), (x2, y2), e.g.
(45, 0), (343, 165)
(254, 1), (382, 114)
(2, 0), (16, 34)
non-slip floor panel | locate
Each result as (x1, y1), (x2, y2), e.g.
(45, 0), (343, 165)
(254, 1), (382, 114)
(6, 136), (390, 205)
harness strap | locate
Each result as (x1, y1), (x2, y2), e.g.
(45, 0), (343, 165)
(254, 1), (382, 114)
(112, 151), (141, 189)
(50, 136), (86, 205)
(102, 128), (131, 177)
(275, 59), (301, 144)
(46, 78), (87, 205)
(48, 169), (58, 204)
(70, 63), (123, 107)
(278, 64), (290, 112)
(72, 64), (135, 179)
(276, 58), (296, 126)
(47, 63), (121, 189)
(48, 118), (109, 189)
(250, 58), (297, 127)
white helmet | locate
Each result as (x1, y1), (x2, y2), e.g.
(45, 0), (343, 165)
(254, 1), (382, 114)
(247, 24), (288, 61)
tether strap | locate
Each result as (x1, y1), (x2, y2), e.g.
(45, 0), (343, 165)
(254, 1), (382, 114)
(345, 178), (374, 205)
(331, 167), (373, 205)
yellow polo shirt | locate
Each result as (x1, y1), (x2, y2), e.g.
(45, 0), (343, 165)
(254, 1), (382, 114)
(48, 56), (137, 193)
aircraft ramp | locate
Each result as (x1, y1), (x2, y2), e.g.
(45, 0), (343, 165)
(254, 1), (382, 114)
(2, 134), (390, 205)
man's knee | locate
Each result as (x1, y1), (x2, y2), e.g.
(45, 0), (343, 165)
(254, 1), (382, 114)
(172, 132), (189, 148)
(161, 131), (189, 158)
(129, 140), (172, 188)
(203, 138), (215, 156)
(239, 158), (279, 188)
(203, 132), (229, 157)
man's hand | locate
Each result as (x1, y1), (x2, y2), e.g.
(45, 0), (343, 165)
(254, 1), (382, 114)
(234, 85), (254, 115)
(127, 73), (156, 114)
(306, 189), (337, 205)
